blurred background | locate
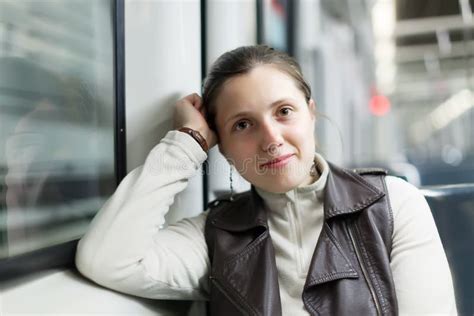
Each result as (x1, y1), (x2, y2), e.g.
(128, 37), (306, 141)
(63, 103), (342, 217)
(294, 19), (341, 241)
(0, 0), (472, 315)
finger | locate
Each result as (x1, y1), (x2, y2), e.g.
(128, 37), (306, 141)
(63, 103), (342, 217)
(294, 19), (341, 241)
(188, 93), (203, 110)
(184, 93), (198, 103)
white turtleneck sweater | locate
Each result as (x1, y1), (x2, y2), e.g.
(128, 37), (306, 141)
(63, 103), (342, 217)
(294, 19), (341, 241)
(76, 130), (457, 315)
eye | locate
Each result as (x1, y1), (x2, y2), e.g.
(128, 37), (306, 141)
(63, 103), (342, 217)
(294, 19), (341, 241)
(279, 106), (293, 116)
(233, 120), (251, 131)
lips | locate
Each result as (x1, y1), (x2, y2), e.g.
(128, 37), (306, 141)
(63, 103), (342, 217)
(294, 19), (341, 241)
(260, 154), (294, 167)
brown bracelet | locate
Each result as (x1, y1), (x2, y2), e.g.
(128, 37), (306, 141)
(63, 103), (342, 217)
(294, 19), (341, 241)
(178, 127), (209, 153)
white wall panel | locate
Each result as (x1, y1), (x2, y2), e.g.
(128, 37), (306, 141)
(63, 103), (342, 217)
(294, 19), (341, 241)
(206, 0), (257, 64)
(206, 0), (256, 201)
(125, 0), (203, 223)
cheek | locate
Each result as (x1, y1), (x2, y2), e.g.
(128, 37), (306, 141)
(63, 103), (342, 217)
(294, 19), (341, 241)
(225, 141), (256, 167)
(291, 119), (315, 147)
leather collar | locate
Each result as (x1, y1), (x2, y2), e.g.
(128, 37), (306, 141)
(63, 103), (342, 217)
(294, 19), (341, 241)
(210, 162), (385, 231)
(324, 162), (385, 220)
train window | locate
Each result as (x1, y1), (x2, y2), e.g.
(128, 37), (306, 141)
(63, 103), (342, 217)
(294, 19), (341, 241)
(0, 0), (123, 269)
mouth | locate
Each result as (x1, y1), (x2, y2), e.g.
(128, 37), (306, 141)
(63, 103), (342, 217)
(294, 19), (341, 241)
(260, 154), (295, 168)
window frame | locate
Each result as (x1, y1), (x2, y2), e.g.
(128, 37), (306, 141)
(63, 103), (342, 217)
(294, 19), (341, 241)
(0, 0), (126, 282)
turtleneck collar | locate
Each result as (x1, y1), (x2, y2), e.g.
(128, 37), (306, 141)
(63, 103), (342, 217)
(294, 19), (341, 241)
(254, 152), (329, 205)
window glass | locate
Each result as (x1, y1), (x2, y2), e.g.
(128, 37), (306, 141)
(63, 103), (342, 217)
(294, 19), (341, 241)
(0, 0), (116, 259)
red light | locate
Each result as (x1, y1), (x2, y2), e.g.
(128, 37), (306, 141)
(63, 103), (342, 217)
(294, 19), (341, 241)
(369, 94), (391, 116)
(271, 0), (285, 17)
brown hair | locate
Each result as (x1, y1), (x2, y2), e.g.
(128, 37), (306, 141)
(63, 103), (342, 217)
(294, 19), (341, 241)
(202, 45), (311, 133)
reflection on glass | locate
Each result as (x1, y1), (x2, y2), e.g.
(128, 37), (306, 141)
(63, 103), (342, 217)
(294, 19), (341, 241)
(0, 0), (115, 259)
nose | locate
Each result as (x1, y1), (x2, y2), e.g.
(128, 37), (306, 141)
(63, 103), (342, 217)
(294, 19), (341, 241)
(259, 119), (283, 154)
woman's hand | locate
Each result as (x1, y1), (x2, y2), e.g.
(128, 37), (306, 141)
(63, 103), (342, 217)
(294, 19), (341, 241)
(173, 93), (217, 150)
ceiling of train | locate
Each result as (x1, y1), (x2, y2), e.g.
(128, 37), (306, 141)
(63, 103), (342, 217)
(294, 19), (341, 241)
(389, 0), (474, 106)
(396, 0), (474, 20)
(395, 0), (474, 45)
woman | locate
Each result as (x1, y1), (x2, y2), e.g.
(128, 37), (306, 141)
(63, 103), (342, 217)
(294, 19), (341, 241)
(76, 45), (456, 315)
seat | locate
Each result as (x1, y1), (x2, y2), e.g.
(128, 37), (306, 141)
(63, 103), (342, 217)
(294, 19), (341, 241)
(422, 184), (474, 316)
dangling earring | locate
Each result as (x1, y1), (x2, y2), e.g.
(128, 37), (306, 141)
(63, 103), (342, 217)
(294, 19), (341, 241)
(310, 163), (317, 177)
(310, 157), (319, 178)
(229, 163), (235, 201)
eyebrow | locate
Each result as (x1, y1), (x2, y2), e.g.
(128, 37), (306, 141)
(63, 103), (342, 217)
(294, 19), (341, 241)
(224, 98), (294, 127)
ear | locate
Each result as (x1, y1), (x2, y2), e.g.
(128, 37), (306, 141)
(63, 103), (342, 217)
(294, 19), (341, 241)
(308, 99), (316, 122)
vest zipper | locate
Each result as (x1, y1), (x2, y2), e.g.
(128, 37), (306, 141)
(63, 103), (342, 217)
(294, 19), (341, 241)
(287, 199), (306, 277)
(210, 276), (252, 316)
(347, 223), (383, 316)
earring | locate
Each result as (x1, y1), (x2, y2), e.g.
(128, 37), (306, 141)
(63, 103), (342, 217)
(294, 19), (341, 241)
(229, 164), (235, 201)
(310, 158), (319, 178)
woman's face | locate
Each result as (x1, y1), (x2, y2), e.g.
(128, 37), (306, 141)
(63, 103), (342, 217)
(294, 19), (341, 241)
(215, 64), (317, 193)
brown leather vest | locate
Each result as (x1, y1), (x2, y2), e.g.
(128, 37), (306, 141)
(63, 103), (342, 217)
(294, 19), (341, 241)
(204, 162), (398, 316)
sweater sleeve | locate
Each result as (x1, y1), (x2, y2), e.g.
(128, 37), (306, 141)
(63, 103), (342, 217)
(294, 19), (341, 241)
(386, 176), (457, 315)
(75, 130), (210, 300)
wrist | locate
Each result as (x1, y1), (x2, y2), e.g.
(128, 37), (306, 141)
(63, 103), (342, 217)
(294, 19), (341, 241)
(178, 127), (209, 153)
